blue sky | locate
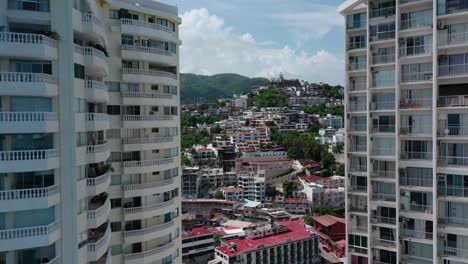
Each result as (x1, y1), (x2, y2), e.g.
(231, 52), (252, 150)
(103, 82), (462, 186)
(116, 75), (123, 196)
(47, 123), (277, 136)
(159, 0), (346, 85)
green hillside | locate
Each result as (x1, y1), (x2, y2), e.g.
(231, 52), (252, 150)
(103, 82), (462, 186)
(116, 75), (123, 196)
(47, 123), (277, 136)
(180, 73), (269, 103)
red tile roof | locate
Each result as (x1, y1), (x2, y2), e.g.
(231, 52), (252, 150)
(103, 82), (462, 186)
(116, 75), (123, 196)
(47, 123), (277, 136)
(313, 214), (345, 227)
(216, 219), (313, 256)
(284, 198), (310, 203)
(182, 227), (217, 239)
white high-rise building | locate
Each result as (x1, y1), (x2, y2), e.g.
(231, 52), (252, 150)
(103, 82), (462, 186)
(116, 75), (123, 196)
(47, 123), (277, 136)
(340, 0), (468, 263)
(0, 0), (181, 263)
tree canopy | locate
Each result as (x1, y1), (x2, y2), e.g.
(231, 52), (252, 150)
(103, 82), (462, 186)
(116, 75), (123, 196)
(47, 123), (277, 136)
(255, 89), (287, 108)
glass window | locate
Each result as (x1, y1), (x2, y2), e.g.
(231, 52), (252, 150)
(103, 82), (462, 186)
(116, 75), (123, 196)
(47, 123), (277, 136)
(74, 63), (85, 79)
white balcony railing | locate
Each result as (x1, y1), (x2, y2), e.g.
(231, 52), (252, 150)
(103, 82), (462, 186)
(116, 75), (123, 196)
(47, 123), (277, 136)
(87, 198), (110, 220)
(444, 246), (468, 258)
(400, 151), (432, 160)
(438, 156), (468, 167)
(349, 82), (367, 92)
(439, 216), (468, 226)
(122, 115), (174, 121)
(121, 44), (174, 56)
(121, 91), (173, 99)
(0, 221), (58, 241)
(370, 31), (396, 42)
(349, 145), (367, 152)
(85, 80), (107, 90)
(348, 104), (367, 112)
(121, 68), (177, 80)
(438, 125), (468, 136)
(400, 177), (432, 187)
(0, 185), (58, 201)
(445, 0), (468, 15)
(121, 18), (175, 34)
(372, 80), (395, 88)
(371, 125), (395, 133)
(349, 165), (367, 173)
(370, 101), (395, 111)
(124, 241), (174, 261)
(348, 41), (366, 50)
(438, 95), (468, 107)
(438, 186), (468, 198)
(0, 112), (57, 122)
(401, 229), (432, 239)
(347, 19), (367, 30)
(123, 178), (174, 192)
(400, 45), (432, 57)
(124, 220), (174, 238)
(0, 72), (57, 84)
(372, 54), (395, 65)
(371, 216), (396, 225)
(82, 13), (103, 26)
(122, 137), (173, 145)
(74, 44), (106, 58)
(86, 113), (108, 121)
(372, 147), (395, 156)
(86, 143), (108, 154)
(88, 224), (111, 252)
(402, 72), (433, 83)
(443, 31), (468, 46)
(124, 199), (175, 215)
(403, 203), (433, 213)
(87, 172), (110, 187)
(439, 64), (468, 77)
(349, 62), (367, 71)
(372, 193), (396, 202)
(400, 16), (432, 30)
(400, 125), (432, 135)
(0, 32), (57, 47)
(371, 170), (395, 179)
(123, 157), (174, 168)
(349, 185), (367, 192)
(0, 149), (58, 161)
(370, 6), (395, 18)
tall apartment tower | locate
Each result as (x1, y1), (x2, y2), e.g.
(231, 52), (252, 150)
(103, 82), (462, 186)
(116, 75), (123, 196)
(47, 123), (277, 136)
(340, 0), (468, 263)
(0, 0), (182, 263)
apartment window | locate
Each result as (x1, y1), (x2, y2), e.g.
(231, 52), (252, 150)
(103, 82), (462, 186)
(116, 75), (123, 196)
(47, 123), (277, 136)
(110, 222), (122, 232)
(109, 152), (121, 162)
(111, 175), (121, 185)
(157, 18), (176, 32)
(348, 234), (367, 249)
(370, 22), (395, 42)
(151, 85), (159, 91)
(106, 82), (121, 92)
(163, 85), (177, 95)
(152, 128), (159, 133)
(121, 34), (133, 45)
(346, 12), (366, 29)
(401, 10), (432, 29)
(110, 198), (121, 208)
(9, 0), (50, 12)
(111, 245), (122, 255)
(107, 105), (121, 115)
(74, 63), (85, 79)
(152, 149), (160, 154)
(107, 129), (121, 139)
(13, 60), (52, 74)
(109, 9), (119, 19)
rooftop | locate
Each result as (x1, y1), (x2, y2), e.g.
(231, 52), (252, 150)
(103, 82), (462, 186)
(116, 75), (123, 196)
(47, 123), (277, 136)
(313, 214), (345, 227)
(220, 187), (244, 193)
(216, 219), (313, 256)
(182, 227), (217, 239)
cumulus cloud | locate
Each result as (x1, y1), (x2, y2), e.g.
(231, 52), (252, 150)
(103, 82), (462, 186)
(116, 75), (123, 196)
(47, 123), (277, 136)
(179, 8), (344, 85)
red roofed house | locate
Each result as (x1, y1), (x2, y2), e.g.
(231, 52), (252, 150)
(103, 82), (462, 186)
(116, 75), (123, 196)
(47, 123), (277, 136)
(313, 214), (346, 264)
(182, 226), (217, 264)
(218, 187), (244, 201)
(275, 196), (312, 214)
(210, 219), (321, 263)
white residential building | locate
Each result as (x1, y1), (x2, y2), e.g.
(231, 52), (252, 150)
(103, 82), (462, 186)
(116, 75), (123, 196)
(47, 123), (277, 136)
(340, 0), (468, 263)
(237, 172), (266, 202)
(0, 0), (181, 263)
(298, 176), (345, 208)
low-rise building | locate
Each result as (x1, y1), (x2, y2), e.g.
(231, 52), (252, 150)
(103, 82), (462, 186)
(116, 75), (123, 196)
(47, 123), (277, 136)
(235, 156), (292, 183)
(211, 219), (321, 264)
(319, 114), (343, 129)
(238, 172), (266, 202)
(183, 166), (202, 198)
(218, 187), (244, 201)
(299, 176), (345, 208)
(313, 214), (346, 264)
(183, 227), (218, 264)
(276, 196), (312, 215)
(182, 199), (242, 216)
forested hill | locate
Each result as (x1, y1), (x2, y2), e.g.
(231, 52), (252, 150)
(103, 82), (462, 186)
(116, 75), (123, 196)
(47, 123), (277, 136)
(180, 73), (269, 103)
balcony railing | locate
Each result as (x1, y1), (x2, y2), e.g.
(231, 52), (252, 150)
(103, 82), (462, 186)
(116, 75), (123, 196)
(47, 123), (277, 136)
(399, 177), (432, 187)
(443, 246), (468, 258)
(370, 31), (395, 42)
(349, 145), (367, 152)
(350, 82), (367, 92)
(371, 170), (396, 179)
(400, 229), (432, 240)
(442, 31), (468, 46)
(124, 199), (175, 215)
(124, 220), (174, 238)
(439, 216), (468, 226)
(374, 238), (396, 247)
(371, 216), (396, 225)
(122, 115), (175, 121)
(85, 80), (107, 90)
(347, 19), (367, 30)
(87, 197), (110, 220)
(0, 221), (58, 241)
(348, 245), (367, 254)
(401, 0), (426, 4)
(372, 80), (395, 88)
(124, 241), (174, 261)
(372, 193), (396, 202)
(121, 18), (175, 34)
(349, 205), (367, 213)
(122, 157), (174, 168)
(371, 125), (395, 133)
(121, 91), (173, 100)
(121, 44), (174, 56)
(123, 178), (174, 192)
(400, 125), (432, 135)
(348, 104), (367, 112)
(0, 112), (57, 123)
(0, 72), (56, 84)
(370, 101), (395, 111)
(122, 136), (174, 145)
(373, 147), (395, 156)
(445, 0), (468, 15)
(439, 64), (468, 77)
(87, 172), (110, 187)
(372, 54), (395, 65)
(438, 156), (468, 167)
(86, 142), (108, 154)
(0, 149), (58, 161)
(402, 203), (433, 213)
(348, 41), (366, 50)
(400, 98), (432, 109)
(86, 113), (108, 121)
(400, 45), (432, 57)
(74, 44), (106, 59)
(400, 16), (432, 30)
(438, 125), (468, 136)
(88, 224), (111, 253)
(402, 72), (433, 83)
(82, 13), (103, 26)
(400, 151), (432, 160)
(122, 68), (177, 80)
(370, 6), (396, 18)
(0, 32), (56, 47)
(349, 62), (367, 71)
(349, 185), (367, 192)
(349, 165), (367, 172)
(0, 185), (58, 201)
(438, 95), (468, 107)
(438, 186), (468, 198)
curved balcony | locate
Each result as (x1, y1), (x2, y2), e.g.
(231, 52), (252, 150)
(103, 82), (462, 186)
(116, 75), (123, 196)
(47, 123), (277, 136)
(87, 196), (111, 229)
(75, 79), (109, 103)
(0, 221), (60, 251)
(87, 224), (111, 262)
(76, 113), (109, 132)
(87, 172), (111, 196)
(74, 45), (109, 76)
(121, 68), (177, 86)
(123, 199), (176, 221)
(121, 91), (175, 106)
(122, 157), (174, 175)
(76, 142), (110, 165)
(123, 178), (175, 198)
(122, 115), (176, 129)
(0, 72), (58, 97)
(0, 32), (57, 60)
(0, 185), (59, 212)
(124, 220), (175, 244)
(72, 9), (108, 46)
(124, 241), (175, 264)
(119, 18), (178, 43)
(121, 44), (177, 66)
(0, 112), (58, 134)
(0, 149), (59, 173)
(122, 136), (174, 152)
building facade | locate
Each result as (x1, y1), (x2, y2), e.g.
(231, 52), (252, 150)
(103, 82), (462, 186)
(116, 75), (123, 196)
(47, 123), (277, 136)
(0, 0), (181, 263)
(340, 0), (468, 263)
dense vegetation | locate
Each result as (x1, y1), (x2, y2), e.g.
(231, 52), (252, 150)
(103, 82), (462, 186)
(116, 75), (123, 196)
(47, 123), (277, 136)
(303, 104), (344, 117)
(304, 207), (346, 225)
(181, 73), (269, 103)
(181, 112), (220, 127)
(181, 131), (211, 149)
(254, 89), (288, 108)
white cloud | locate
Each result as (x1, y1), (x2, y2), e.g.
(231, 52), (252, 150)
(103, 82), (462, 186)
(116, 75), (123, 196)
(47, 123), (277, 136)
(180, 8), (344, 85)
